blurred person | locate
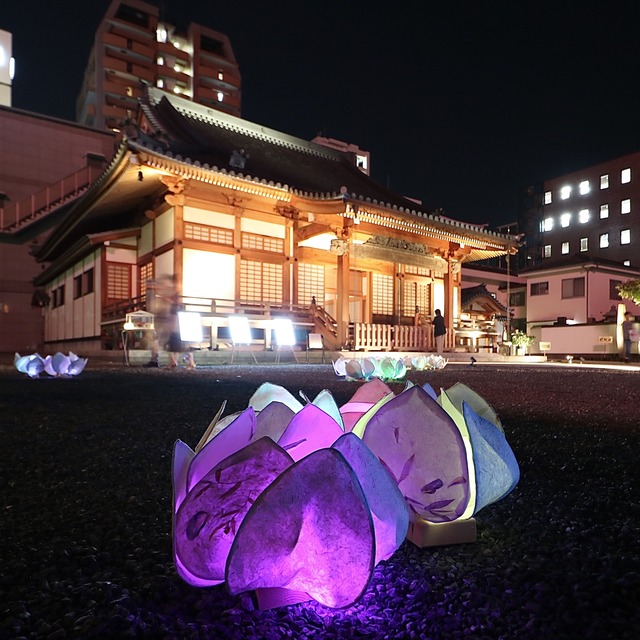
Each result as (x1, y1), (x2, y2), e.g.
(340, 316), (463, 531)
(433, 308), (447, 354)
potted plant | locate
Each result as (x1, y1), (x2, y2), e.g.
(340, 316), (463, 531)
(510, 330), (534, 356)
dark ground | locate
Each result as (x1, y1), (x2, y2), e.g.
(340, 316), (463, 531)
(1, 362), (639, 639)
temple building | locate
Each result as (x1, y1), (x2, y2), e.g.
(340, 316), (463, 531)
(34, 87), (519, 355)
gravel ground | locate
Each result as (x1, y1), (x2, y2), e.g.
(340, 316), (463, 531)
(1, 362), (639, 639)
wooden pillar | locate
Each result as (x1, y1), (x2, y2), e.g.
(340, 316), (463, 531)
(444, 255), (455, 333)
(336, 251), (351, 348)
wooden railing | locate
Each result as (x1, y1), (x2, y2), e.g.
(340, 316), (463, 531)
(352, 323), (455, 352)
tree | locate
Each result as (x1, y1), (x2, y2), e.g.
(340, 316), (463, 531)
(616, 279), (640, 305)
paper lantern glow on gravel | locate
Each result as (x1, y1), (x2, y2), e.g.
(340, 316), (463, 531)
(172, 380), (518, 608)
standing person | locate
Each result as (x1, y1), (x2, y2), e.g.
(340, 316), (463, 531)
(433, 308), (447, 354)
(167, 290), (196, 369)
(622, 312), (634, 362)
(146, 275), (174, 367)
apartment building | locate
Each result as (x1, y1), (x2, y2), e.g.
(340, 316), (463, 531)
(523, 151), (640, 267)
(76, 0), (241, 131)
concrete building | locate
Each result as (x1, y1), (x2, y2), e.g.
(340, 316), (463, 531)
(76, 0), (241, 131)
(0, 105), (115, 353)
(0, 29), (14, 107)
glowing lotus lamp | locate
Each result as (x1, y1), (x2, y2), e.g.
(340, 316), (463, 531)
(172, 383), (409, 609)
(14, 351), (88, 378)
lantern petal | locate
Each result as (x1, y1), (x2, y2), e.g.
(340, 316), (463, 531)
(175, 437), (293, 585)
(444, 382), (503, 432)
(249, 382), (304, 413)
(363, 386), (470, 523)
(332, 433), (409, 563)
(277, 404), (343, 461)
(312, 389), (344, 431)
(462, 403), (520, 514)
(226, 448), (375, 608)
(340, 378), (394, 432)
(255, 401), (296, 442)
(187, 407), (257, 491)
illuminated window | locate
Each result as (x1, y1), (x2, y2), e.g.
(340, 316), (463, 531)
(139, 262), (153, 300)
(157, 55), (164, 65)
(561, 241), (569, 254)
(621, 198), (631, 214)
(126, 86), (133, 97)
(242, 232), (284, 253)
(543, 244), (551, 258)
(157, 78), (164, 88)
(600, 204), (609, 219)
(578, 209), (589, 223)
(403, 280), (431, 318)
(218, 71), (224, 80)
(621, 229), (631, 245)
(580, 237), (588, 252)
(240, 260), (282, 303)
(544, 191), (552, 204)
(372, 273), (394, 315)
(624, 260), (631, 266)
(561, 277), (585, 299)
(621, 168), (631, 184)
(560, 213), (571, 228)
(185, 223), (233, 245)
(298, 263), (325, 307)
(157, 27), (168, 43)
(543, 217), (553, 231)
(217, 91), (224, 102)
(599, 233), (609, 248)
(531, 281), (549, 296)
(579, 180), (590, 195)
(106, 264), (130, 299)
(600, 174), (609, 189)
(560, 186), (571, 200)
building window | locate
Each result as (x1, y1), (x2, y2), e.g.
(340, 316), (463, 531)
(600, 174), (609, 189)
(242, 232), (284, 253)
(621, 198), (631, 214)
(509, 291), (525, 307)
(610, 279), (623, 300)
(543, 244), (551, 258)
(372, 273), (394, 315)
(403, 280), (430, 318)
(298, 263), (325, 307)
(139, 263), (153, 300)
(621, 168), (631, 184)
(217, 91), (224, 102)
(531, 281), (549, 296)
(560, 213), (571, 228)
(600, 204), (609, 219)
(543, 217), (553, 231)
(106, 263), (130, 300)
(579, 180), (590, 195)
(578, 209), (589, 223)
(83, 268), (94, 295)
(562, 277), (585, 299)
(560, 185), (571, 200)
(580, 237), (588, 252)
(185, 222), (233, 245)
(624, 260), (631, 266)
(240, 260), (282, 303)
(74, 275), (83, 300)
(621, 229), (631, 245)
(561, 241), (569, 254)
(544, 191), (552, 204)
(599, 233), (609, 248)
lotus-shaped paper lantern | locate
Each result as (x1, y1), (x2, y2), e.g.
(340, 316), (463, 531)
(402, 354), (449, 371)
(173, 380), (519, 607)
(14, 351), (88, 378)
(172, 383), (409, 609)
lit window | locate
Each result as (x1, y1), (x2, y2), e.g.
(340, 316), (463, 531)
(621, 198), (631, 214)
(543, 217), (553, 231)
(174, 64), (181, 72)
(560, 186), (571, 200)
(560, 213), (571, 228)
(544, 191), (552, 204)
(217, 91), (224, 102)
(157, 56), (164, 65)
(621, 229), (631, 245)
(126, 86), (133, 97)
(157, 27), (168, 43)
(174, 86), (181, 94)
(578, 209), (589, 223)
(600, 174), (609, 189)
(600, 204), (609, 219)
(579, 180), (590, 195)
(621, 168), (631, 184)
(561, 241), (569, 254)
(157, 78), (164, 88)
(218, 71), (224, 80)
(624, 260), (631, 266)
(600, 233), (609, 248)
(544, 244), (551, 258)
(580, 237), (588, 252)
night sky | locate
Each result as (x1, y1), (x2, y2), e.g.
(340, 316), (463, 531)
(3, 1), (640, 227)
